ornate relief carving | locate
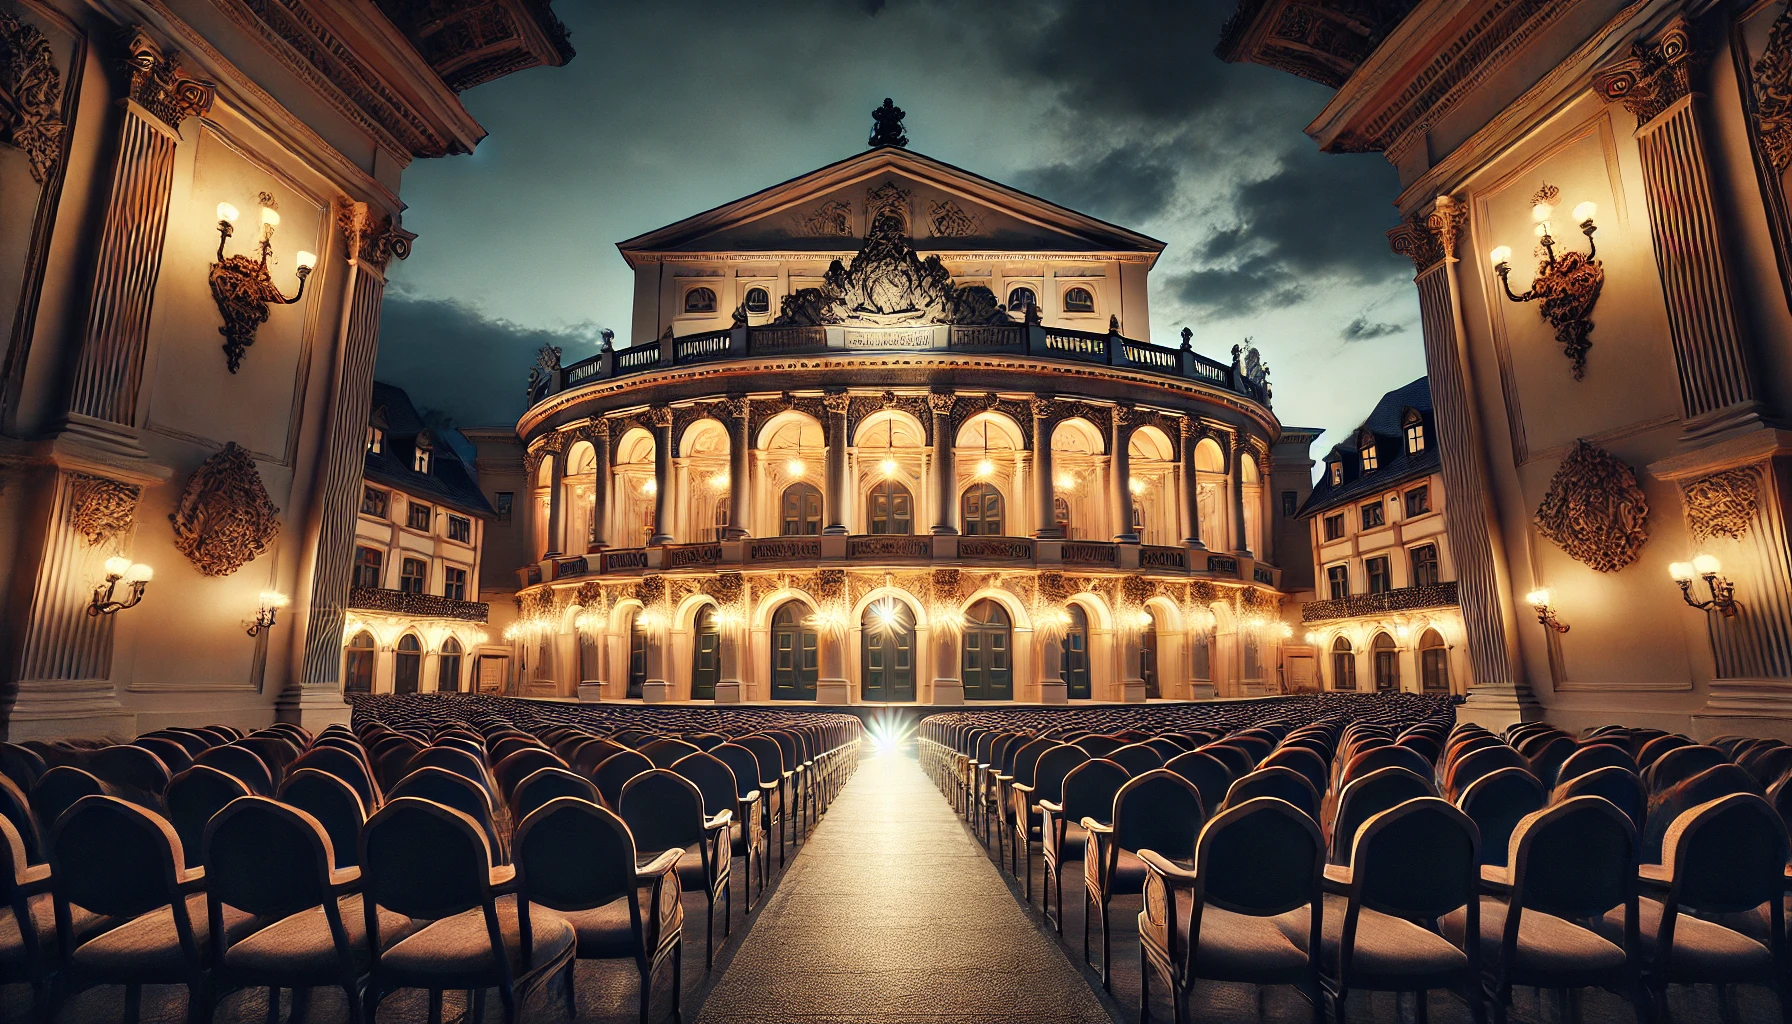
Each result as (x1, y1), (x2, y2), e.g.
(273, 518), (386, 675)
(1388, 211), (1446, 272)
(69, 474), (141, 545)
(773, 203), (1008, 328)
(633, 575), (664, 606)
(928, 199), (980, 238)
(1428, 195), (1467, 259)
(1532, 440), (1649, 573)
(1595, 23), (1699, 125)
(336, 199), (414, 272)
(648, 406), (673, 429)
(793, 200), (852, 238)
(1682, 466), (1761, 543)
(0, 7), (65, 184)
(123, 29), (214, 132)
(169, 442), (281, 577)
(1756, 6), (1792, 172)
(865, 181), (909, 230)
(720, 396), (749, 420)
(822, 392), (851, 416)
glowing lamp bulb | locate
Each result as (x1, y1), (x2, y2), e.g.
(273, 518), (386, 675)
(259, 207), (280, 228)
(122, 563), (154, 583)
(1533, 221), (1553, 238)
(975, 459), (995, 477)
(1489, 246), (1512, 266)
(1304, 631), (1322, 646)
(880, 458), (898, 478)
(1395, 624), (1412, 640)
(786, 459), (805, 477)
(1692, 554), (1722, 576)
(104, 556), (132, 577)
(1525, 588), (1551, 609)
(259, 591), (289, 609)
(1669, 561), (1695, 582)
(295, 250), (317, 271)
(216, 202), (239, 224)
(642, 479), (657, 495)
(1054, 472), (1075, 490)
(1127, 477), (1145, 495)
(1572, 201), (1598, 224)
(1532, 202), (1556, 222)
(709, 472), (729, 488)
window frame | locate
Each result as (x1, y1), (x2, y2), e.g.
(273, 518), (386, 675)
(352, 547), (384, 589)
(1330, 637), (1357, 691)
(742, 286), (771, 315)
(1360, 501), (1386, 530)
(682, 285), (718, 315)
(406, 501), (433, 532)
(1366, 555), (1392, 595)
(399, 557), (428, 595)
(1404, 485), (1431, 518)
(1326, 563), (1350, 600)
(1005, 286), (1037, 313)
(1329, 462), (1343, 486)
(1403, 411), (1426, 454)
(1359, 443), (1379, 472)
(867, 479), (913, 535)
(412, 447), (431, 474)
(1323, 513), (1345, 541)
(360, 486), (388, 519)
(366, 426), (384, 454)
(344, 631), (376, 693)
(960, 482), (1004, 536)
(443, 565), (469, 602)
(447, 513), (471, 543)
(1410, 543), (1441, 588)
(495, 492), (514, 525)
(1061, 285), (1097, 314)
(780, 481), (823, 536)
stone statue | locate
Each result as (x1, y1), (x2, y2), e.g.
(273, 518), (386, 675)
(868, 97), (908, 149)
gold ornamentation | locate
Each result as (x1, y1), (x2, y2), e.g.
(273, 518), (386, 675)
(1121, 575), (1156, 605)
(168, 442), (281, 577)
(574, 581), (604, 607)
(1428, 195), (1467, 259)
(1758, 8), (1792, 172)
(123, 29), (214, 132)
(209, 196), (311, 373)
(813, 568), (845, 600)
(1494, 183), (1604, 380)
(1682, 466), (1761, 543)
(1532, 440), (1649, 573)
(634, 575), (665, 606)
(1595, 23), (1698, 124)
(705, 572), (744, 605)
(0, 7), (66, 184)
(1388, 212), (1446, 272)
(336, 198), (414, 272)
(69, 474), (141, 545)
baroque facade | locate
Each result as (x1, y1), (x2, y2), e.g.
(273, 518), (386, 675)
(1225, 0), (1792, 736)
(0, 0), (569, 740)
(509, 128), (1314, 705)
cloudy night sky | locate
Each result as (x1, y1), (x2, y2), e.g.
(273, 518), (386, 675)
(374, 0), (1424, 461)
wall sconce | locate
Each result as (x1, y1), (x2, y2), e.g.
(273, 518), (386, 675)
(1489, 184), (1604, 381)
(246, 590), (289, 637)
(210, 200), (315, 374)
(1525, 588), (1569, 633)
(1670, 555), (1738, 617)
(90, 557), (153, 616)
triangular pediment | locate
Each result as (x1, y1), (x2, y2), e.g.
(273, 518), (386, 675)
(616, 148), (1165, 266)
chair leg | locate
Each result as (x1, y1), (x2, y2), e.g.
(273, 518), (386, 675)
(564, 958), (578, 1018)
(671, 939), (684, 1024)
(1139, 942), (1151, 1024)
(185, 976), (213, 1024)
(125, 984), (142, 1024)
(266, 987), (281, 1024)
(1415, 989), (1430, 1024)
(341, 984), (363, 1024)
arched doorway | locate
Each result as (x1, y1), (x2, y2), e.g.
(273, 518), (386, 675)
(627, 613), (647, 698)
(395, 634), (422, 694)
(861, 599), (915, 702)
(1140, 618), (1159, 698)
(692, 605), (719, 699)
(960, 483), (1004, 535)
(1372, 632), (1399, 691)
(1061, 605), (1091, 700)
(868, 480), (913, 534)
(770, 602), (818, 700)
(1331, 636), (1357, 691)
(438, 637), (463, 693)
(1419, 628), (1449, 693)
(964, 599), (1014, 700)
(344, 631), (375, 694)
(781, 482), (822, 535)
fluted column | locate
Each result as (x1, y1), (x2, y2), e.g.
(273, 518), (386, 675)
(589, 419), (611, 549)
(544, 448), (566, 556)
(930, 392), (957, 535)
(1181, 419), (1203, 548)
(649, 406), (673, 545)
(1229, 437), (1251, 556)
(822, 392), (850, 535)
(1031, 398), (1059, 538)
(1258, 447), (1276, 564)
(724, 398), (751, 539)
(1111, 406), (1136, 543)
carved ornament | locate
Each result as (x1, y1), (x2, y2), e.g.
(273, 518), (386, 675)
(1595, 23), (1700, 125)
(1532, 439), (1649, 573)
(1388, 200), (1455, 272)
(1029, 397), (1054, 420)
(1681, 466), (1761, 543)
(168, 442), (281, 577)
(822, 392), (851, 416)
(648, 406), (673, 429)
(1756, 6), (1792, 172)
(525, 344), (561, 399)
(336, 199), (414, 272)
(123, 29), (214, 133)
(634, 575), (664, 606)
(868, 97), (907, 149)
(705, 572), (744, 605)
(69, 474), (141, 546)
(928, 199), (980, 238)
(928, 392), (957, 416)
(793, 200), (852, 238)
(0, 7), (65, 184)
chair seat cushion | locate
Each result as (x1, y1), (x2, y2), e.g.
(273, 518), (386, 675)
(557, 896), (639, 958)
(223, 895), (415, 983)
(1176, 906), (1310, 981)
(674, 848), (714, 890)
(1596, 897), (1771, 980)
(0, 893), (110, 972)
(1278, 896), (1466, 980)
(381, 895), (573, 985)
(72, 894), (257, 982)
(1049, 823), (1087, 864)
(1441, 897), (1624, 977)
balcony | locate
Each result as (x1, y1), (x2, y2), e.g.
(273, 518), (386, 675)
(1300, 581), (1459, 623)
(347, 586), (490, 623)
(538, 323), (1269, 407)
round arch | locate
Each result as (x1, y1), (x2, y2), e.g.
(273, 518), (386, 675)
(1194, 436), (1226, 473)
(679, 417), (730, 459)
(673, 592), (719, 633)
(756, 409), (825, 451)
(955, 409), (1025, 450)
(614, 427), (656, 465)
(1128, 424), (1174, 461)
(850, 586), (929, 628)
(852, 408), (927, 448)
(565, 440), (596, 475)
(1050, 417), (1105, 454)
(957, 586), (1032, 631)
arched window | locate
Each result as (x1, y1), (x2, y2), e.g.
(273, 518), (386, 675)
(1372, 632), (1399, 692)
(771, 602), (819, 700)
(744, 287), (770, 314)
(692, 606), (719, 700)
(1006, 286), (1036, 312)
(1061, 605), (1090, 700)
(861, 600), (915, 702)
(1052, 495), (1071, 536)
(683, 287), (716, 314)
(345, 631), (375, 694)
(1191, 631), (1212, 683)
(1131, 499), (1145, 534)
(1331, 637), (1357, 691)
(1063, 286), (1096, 313)
(1419, 629), (1449, 693)
(1140, 616), (1159, 698)
(868, 480), (912, 535)
(1403, 409), (1426, 454)
(960, 483), (1004, 536)
(437, 637), (463, 693)
(781, 482), (823, 536)
(711, 496), (729, 542)
(395, 634), (422, 694)
(628, 613), (647, 698)
(963, 600), (1013, 700)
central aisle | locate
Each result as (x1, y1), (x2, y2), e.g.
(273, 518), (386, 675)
(697, 749), (1113, 1024)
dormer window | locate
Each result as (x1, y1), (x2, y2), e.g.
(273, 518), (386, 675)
(743, 287), (770, 314)
(1329, 461), (1343, 486)
(366, 427), (383, 454)
(413, 448), (431, 473)
(1403, 410), (1426, 454)
(1359, 442), (1379, 473)
(684, 287), (717, 314)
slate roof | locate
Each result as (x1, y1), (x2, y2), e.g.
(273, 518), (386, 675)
(1297, 377), (1438, 519)
(365, 381), (495, 518)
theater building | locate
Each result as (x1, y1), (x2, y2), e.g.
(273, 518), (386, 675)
(1296, 377), (1469, 696)
(509, 124), (1315, 704)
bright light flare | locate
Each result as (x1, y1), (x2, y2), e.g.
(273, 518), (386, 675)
(975, 459), (995, 477)
(880, 458), (899, 478)
(864, 707), (917, 756)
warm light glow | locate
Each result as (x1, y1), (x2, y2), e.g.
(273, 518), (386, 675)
(1394, 624), (1411, 641)
(121, 563), (153, 583)
(786, 459), (806, 477)
(716, 607), (745, 628)
(869, 599), (900, 633)
(1572, 201), (1598, 223)
(1669, 561), (1695, 582)
(1054, 472), (1076, 490)
(975, 459), (995, 478)
(1489, 245), (1512, 265)
(1127, 477), (1145, 495)
(216, 202), (239, 224)
(1532, 202), (1556, 222)
(1692, 554), (1723, 576)
(1278, 622), (1294, 640)
(295, 250), (317, 270)
(1525, 588), (1551, 609)
(258, 591), (289, 609)
(1533, 221), (1553, 238)
(1304, 631), (1322, 645)
(636, 609), (667, 631)
(642, 479), (657, 495)
(880, 458), (898, 478)
(104, 556), (132, 577)
(708, 472), (729, 488)
(259, 207), (280, 228)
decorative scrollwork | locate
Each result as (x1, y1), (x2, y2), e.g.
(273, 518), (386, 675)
(0, 7), (65, 184)
(792, 199), (852, 238)
(69, 474), (141, 546)
(928, 199), (980, 238)
(168, 442), (281, 577)
(1757, 7), (1792, 172)
(1682, 466), (1761, 543)
(123, 28), (213, 132)
(336, 198), (414, 272)
(1533, 440), (1649, 573)
(1595, 23), (1699, 125)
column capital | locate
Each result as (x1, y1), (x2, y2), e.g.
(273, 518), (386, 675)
(720, 396), (750, 420)
(1028, 396), (1054, 420)
(1113, 403), (1135, 426)
(123, 28), (215, 134)
(1594, 20), (1703, 126)
(1388, 195), (1467, 272)
(648, 405), (674, 428)
(1178, 416), (1195, 439)
(822, 391), (851, 416)
(587, 417), (611, 440)
(336, 199), (414, 272)
(928, 391), (956, 416)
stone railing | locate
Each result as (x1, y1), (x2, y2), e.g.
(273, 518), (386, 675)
(1301, 581), (1461, 623)
(347, 587), (489, 623)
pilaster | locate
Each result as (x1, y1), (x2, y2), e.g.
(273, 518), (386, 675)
(930, 392), (957, 536)
(588, 419), (611, 549)
(724, 398), (751, 540)
(648, 406), (673, 545)
(1111, 405), (1137, 544)
(823, 392), (849, 537)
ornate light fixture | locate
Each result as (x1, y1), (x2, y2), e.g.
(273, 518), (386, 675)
(1525, 588), (1570, 633)
(1490, 184), (1603, 380)
(246, 591), (288, 637)
(1670, 555), (1738, 616)
(90, 557), (153, 615)
(210, 199), (315, 373)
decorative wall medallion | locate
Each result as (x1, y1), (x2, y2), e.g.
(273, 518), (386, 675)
(168, 442), (281, 577)
(1754, 6), (1792, 172)
(1681, 465), (1761, 543)
(70, 474), (141, 545)
(793, 200), (852, 237)
(928, 199), (979, 238)
(122, 28), (214, 132)
(1532, 439), (1649, 572)
(0, 7), (65, 183)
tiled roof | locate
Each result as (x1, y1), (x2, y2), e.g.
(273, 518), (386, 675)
(365, 381), (496, 518)
(1297, 377), (1437, 518)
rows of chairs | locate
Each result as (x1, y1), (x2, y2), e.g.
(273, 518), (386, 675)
(922, 699), (1792, 1024)
(0, 700), (860, 1023)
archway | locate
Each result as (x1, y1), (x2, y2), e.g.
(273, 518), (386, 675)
(1372, 631), (1399, 691)
(627, 610), (647, 698)
(861, 598), (915, 702)
(770, 601), (819, 700)
(613, 427), (657, 547)
(438, 637), (463, 693)
(1061, 604), (1091, 700)
(691, 605), (720, 699)
(780, 482), (823, 536)
(1331, 635), (1357, 691)
(1051, 417), (1105, 540)
(344, 631), (375, 694)
(394, 634), (422, 694)
(963, 599), (1014, 700)
(1419, 628), (1450, 693)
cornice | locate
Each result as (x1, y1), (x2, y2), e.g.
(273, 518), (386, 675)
(629, 249), (1159, 266)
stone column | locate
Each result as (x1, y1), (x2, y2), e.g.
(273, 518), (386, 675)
(724, 398), (751, 539)
(287, 201), (413, 730)
(930, 392), (957, 535)
(1037, 635), (1067, 703)
(589, 419), (611, 549)
(823, 392), (850, 536)
(1389, 196), (1531, 724)
(816, 626), (849, 704)
(1595, 25), (1765, 441)
(1230, 437), (1251, 556)
(1031, 398), (1059, 538)
(716, 621), (743, 703)
(544, 448), (565, 557)
(931, 627), (963, 704)
(1111, 406), (1136, 543)
(641, 627), (669, 702)
(1181, 419), (1203, 548)
(649, 406), (673, 545)
(1258, 448), (1277, 565)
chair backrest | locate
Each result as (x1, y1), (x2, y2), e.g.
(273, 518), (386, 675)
(360, 797), (495, 923)
(1555, 742), (1638, 784)
(515, 798), (638, 912)
(1743, 744), (1792, 789)
(1637, 733), (1692, 769)
(50, 795), (185, 919)
(569, 738), (629, 778)
(405, 746), (492, 794)
(488, 735), (543, 766)
(1223, 766), (1320, 822)
(1164, 750), (1235, 815)
(1642, 762), (1762, 864)
(512, 766), (599, 822)
(711, 744), (766, 801)
(1508, 797), (1635, 921)
(1350, 797), (1479, 920)
(1143, 737), (1186, 761)
(1444, 745), (1530, 801)
(1106, 744), (1164, 777)
(388, 766), (504, 865)
(1645, 744), (1730, 794)
(1395, 732), (1441, 766)
(1456, 766), (1546, 867)
(1340, 745), (1434, 789)
(192, 744), (274, 796)
(640, 738), (703, 769)
(594, 750), (655, 807)
(132, 736), (194, 776)
(1076, 735), (1125, 758)
(290, 746), (379, 810)
(165, 765), (251, 869)
(1331, 765), (1437, 865)
(87, 744), (172, 806)
(1058, 759), (1130, 827)
(1030, 744), (1090, 806)
(1662, 792), (1790, 915)
(204, 797), (336, 920)
(672, 752), (740, 819)
(1199, 742), (1257, 778)
(734, 735), (786, 785)
(30, 766), (108, 834)
(493, 747), (567, 800)
(1261, 746), (1329, 799)
(1008, 737), (1058, 789)
(618, 769), (705, 854)
(238, 735), (299, 787)
(1554, 764), (1647, 835)
(1525, 736), (1579, 789)
(1112, 770), (1205, 862)
(278, 768), (368, 870)
(1195, 797), (1324, 917)
(0, 742), (48, 794)
(0, 775), (41, 866)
